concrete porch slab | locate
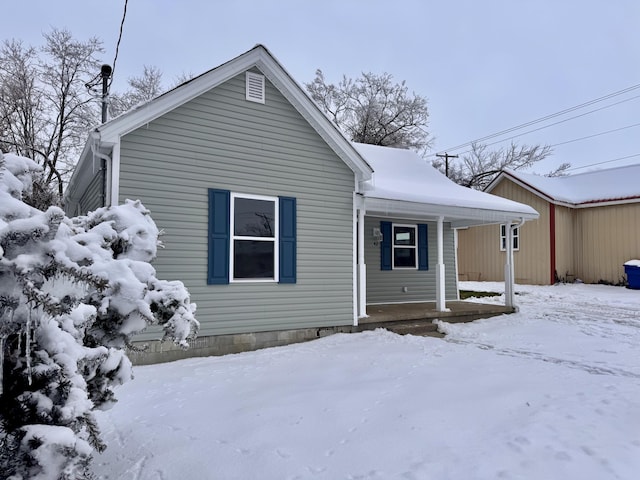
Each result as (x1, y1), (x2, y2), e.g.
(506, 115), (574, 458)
(356, 301), (514, 336)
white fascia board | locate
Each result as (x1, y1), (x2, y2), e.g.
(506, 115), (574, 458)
(97, 52), (262, 144)
(364, 197), (538, 226)
(64, 132), (114, 204)
(64, 139), (94, 203)
(94, 45), (373, 185)
(253, 53), (373, 183)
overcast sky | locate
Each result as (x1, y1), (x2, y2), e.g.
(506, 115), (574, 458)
(6, 0), (640, 174)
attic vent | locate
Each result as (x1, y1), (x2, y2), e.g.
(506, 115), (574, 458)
(246, 71), (265, 104)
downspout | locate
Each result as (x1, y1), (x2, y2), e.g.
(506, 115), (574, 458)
(352, 190), (358, 326)
(505, 217), (526, 309)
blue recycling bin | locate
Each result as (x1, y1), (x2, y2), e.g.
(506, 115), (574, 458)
(624, 261), (640, 289)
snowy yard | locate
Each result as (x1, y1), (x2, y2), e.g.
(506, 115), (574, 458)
(94, 283), (640, 480)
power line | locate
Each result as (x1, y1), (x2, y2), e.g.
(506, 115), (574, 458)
(108, 0), (129, 90)
(567, 153), (640, 172)
(432, 82), (640, 156)
(550, 122), (640, 149)
(443, 93), (640, 158)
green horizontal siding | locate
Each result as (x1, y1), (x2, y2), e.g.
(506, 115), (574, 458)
(365, 216), (458, 304)
(118, 69), (356, 338)
(77, 169), (104, 214)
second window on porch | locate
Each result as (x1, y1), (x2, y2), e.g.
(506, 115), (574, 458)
(393, 224), (417, 268)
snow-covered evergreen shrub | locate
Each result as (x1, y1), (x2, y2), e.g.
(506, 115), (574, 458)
(0, 152), (199, 479)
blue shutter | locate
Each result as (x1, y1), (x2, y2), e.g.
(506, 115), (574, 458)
(380, 221), (392, 270)
(207, 189), (230, 284)
(279, 196), (296, 283)
(418, 223), (428, 271)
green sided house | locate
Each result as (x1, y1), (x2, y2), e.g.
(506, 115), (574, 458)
(65, 45), (538, 363)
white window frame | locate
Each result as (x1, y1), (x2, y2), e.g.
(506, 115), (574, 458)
(230, 193), (279, 282)
(392, 223), (418, 269)
(500, 224), (520, 251)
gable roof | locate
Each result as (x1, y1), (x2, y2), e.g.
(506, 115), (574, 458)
(489, 164), (640, 207)
(67, 45), (373, 204)
(355, 143), (539, 228)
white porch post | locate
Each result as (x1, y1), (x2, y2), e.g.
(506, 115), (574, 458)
(436, 216), (448, 312)
(357, 208), (367, 319)
(504, 221), (514, 308)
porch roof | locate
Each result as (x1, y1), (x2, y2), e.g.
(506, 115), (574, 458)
(355, 143), (539, 228)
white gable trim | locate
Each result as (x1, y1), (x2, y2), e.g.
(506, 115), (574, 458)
(96, 45), (372, 184)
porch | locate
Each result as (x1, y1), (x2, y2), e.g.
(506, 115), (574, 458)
(355, 301), (515, 337)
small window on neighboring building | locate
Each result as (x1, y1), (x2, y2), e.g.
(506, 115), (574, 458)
(500, 224), (520, 251)
(232, 194), (277, 280)
(246, 71), (265, 104)
(393, 224), (418, 268)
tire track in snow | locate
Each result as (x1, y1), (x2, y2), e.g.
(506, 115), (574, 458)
(444, 298), (640, 379)
(445, 339), (640, 379)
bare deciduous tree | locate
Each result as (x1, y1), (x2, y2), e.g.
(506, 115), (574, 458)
(109, 65), (164, 118)
(306, 69), (431, 151)
(0, 28), (103, 207)
(433, 142), (568, 190)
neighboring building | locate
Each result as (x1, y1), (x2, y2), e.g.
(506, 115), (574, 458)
(65, 45), (537, 362)
(458, 165), (640, 285)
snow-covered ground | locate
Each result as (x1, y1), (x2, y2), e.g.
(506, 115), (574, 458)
(94, 283), (640, 480)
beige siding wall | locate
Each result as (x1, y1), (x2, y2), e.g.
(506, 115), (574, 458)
(575, 203), (640, 284)
(458, 180), (551, 285)
(459, 175), (640, 286)
(553, 205), (576, 282)
(456, 223), (501, 281)
(118, 70), (357, 338)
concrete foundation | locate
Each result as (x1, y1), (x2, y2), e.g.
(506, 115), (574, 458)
(129, 325), (354, 365)
(128, 301), (513, 365)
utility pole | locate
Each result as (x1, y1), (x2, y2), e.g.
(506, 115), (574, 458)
(436, 152), (458, 178)
(100, 64), (112, 124)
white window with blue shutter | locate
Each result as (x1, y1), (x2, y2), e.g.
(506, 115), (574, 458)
(208, 189), (296, 284)
(380, 221), (428, 271)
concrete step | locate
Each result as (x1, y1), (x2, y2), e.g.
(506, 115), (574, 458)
(356, 319), (445, 337)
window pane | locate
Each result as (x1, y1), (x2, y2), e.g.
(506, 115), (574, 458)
(394, 248), (416, 268)
(394, 226), (415, 246)
(234, 240), (274, 279)
(234, 198), (275, 237)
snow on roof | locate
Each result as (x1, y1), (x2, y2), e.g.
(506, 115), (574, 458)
(501, 164), (640, 205)
(354, 143), (538, 219)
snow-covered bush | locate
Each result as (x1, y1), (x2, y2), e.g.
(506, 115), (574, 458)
(0, 152), (198, 479)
